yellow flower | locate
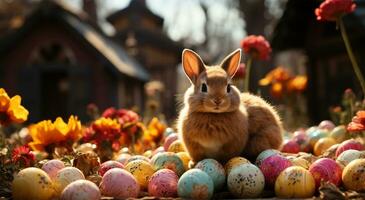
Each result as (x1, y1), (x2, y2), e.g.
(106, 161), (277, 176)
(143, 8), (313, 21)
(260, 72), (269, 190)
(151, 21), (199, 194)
(259, 67), (291, 86)
(93, 117), (121, 131)
(28, 115), (83, 151)
(287, 75), (308, 93)
(0, 88), (29, 125)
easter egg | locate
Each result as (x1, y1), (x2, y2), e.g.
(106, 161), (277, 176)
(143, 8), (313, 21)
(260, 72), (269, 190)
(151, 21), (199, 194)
(342, 159), (365, 191)
(148, 169), (179, 197)
(153, 146), (165, 156)
(163, 133), (178, 151)
(335, 139), (365, 157)
(164, 127), (175, 137)
(127, 155), (151, 164)
(227, 163), (265, 198)
(308, 129), (329, 147)
(42, 159), (65, 179)
(152, 152), (185, 176)
(168, 140), (185, 153)
(100, 168), (140, 198)
(293, 130), (311, 152)
(177, 169), (214, 200)
(98, 160), (124, 177)
(195, 159), (226, 190)
(318, 120), (335, 131)
(125, 160), (155, 189)
(281, 139), (300, 153)
(224, 156), (250, 174)
(12, 167), (54, 200)
(54, 167), (85, 194)
(255, 149), (280, 168)
(176, 152), (191, 170)
(313, 137), (337, 156)
(330, 125), (348, 143)
(288, 157), (311, 169)
(306, 126), (318, 135)
(143, 150), (153, 158)
(60, 180), (100, 200)
(115, 153), (131, 165)
(337, 149), (364, 167)
(309, 158), (342, 187)
(260, 154), (292, 186)
(275, 166), (315, 198)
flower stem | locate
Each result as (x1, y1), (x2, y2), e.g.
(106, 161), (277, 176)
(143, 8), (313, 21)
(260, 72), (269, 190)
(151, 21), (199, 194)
(338, 17), (365, 96)
(244, 57), (253, 92)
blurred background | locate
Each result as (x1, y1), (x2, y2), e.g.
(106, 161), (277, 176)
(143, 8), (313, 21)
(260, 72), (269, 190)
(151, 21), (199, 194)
(0, 0), (364, 128)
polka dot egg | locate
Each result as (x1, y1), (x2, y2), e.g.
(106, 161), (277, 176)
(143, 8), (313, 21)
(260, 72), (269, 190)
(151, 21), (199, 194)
(148, 169), (179, 197)
(177, 169), (214, 200)
(125, 160), (155, 189)
(224, 157), (250, 174)
(60, 180), (101, 200)
(152, 152), (185, 176)
(54, 167), (85, 195)
(195, 159), (226, 190)
(100, 168), (140, 198)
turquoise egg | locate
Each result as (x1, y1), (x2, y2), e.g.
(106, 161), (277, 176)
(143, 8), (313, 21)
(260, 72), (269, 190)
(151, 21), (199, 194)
(195, 159), (226, 190)
(177, 169), (214, 200)
(255, 149), (280, 168)
(152, 152), (185, 176)
(308, 129), (329, 147)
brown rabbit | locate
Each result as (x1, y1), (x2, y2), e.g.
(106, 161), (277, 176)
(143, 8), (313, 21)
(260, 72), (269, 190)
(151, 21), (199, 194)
(177, 49), (283, 164)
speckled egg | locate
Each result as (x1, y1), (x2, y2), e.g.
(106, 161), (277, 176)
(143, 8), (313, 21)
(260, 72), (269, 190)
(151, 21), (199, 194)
(313, 137), (337, 156)
(54, 167), (85, 195)
(98, 160), (124, 177)
(308, 129), (329, 147)
(255, 149), (280, 168)
(275, 166), (315, 198)
(281, 139), (300, 154)
(127, 155), (151, 164)
(195, 159), (226, 190)
(125, 159), (155, 189)
(115, 153), (131, 165)
(60, 180), (100, 200)
(12, 167), (54, 200)
(152, 152), (185, 176)
(163, 133), (178, 151)
(177, 169), (214, 200)
(168, 140), (185, 153)
(330, 125), (348, 143)
(100, 168), (140, 198)
(148, 169), (179, 197)
(318, 120), (335, 131)
(227, 163), (265, 198)
(42, 159), (65, 179)
(259, 154), (293, 186)
(309, 158), (342, 188)
(288, 157), (311, 169)
(335, 139), (365, 157)
(342, 159), (365, 191)
(337, 149), (364, 167)
(176, 152), (191, 170)
(225, 157), (250, 174)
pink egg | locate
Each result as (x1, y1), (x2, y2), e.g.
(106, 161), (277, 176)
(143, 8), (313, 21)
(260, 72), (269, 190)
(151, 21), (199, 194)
(335, 139), (365, 157)
(148, 169), (179, 197)
(293, 131), (311, 152)
(153, 146), (165, 156)
(61, 180), (101, 200)
(281, 139), (300, 154)
(259, 154), (293, 187)
(309, 158), (342, 188)
(318, 120), (335, 131)
(115, 153), (131, 165)
(100, 168), (140, 198)
(42, 159), (65, 179)
(98, 160), (124, 177)
(163, 133), (178, 151)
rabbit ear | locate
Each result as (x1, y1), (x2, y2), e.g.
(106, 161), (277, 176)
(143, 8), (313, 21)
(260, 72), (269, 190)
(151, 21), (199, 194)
(220, 49), (241, 78)
(182, 49), (205, 84)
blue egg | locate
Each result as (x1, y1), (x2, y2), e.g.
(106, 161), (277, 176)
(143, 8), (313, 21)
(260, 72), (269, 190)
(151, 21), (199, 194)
(178, 169), (214, 199)
(152, 152), (185, 176)
(195, 159), (225, 190)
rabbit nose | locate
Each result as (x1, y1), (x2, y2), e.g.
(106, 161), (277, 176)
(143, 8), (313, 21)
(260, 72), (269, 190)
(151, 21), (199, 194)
(213, 98), (222, 105)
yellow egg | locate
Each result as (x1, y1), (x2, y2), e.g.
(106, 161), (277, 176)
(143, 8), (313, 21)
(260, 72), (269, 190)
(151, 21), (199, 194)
(330, 125), (348, 143)
(288, 157), (311, 169)
(54, 167), (85, 195)
(176, 152), (191, 171)
(12, 167), (54, 200)
(224, 157), (250, 174)
(143, 150), (153, 158)
(125, 160), (155, 189)
(275, 166), (315, 198)
(313, 137), (337, 156)
(342, 159), (365, 191)
(167, 140), (185, 153)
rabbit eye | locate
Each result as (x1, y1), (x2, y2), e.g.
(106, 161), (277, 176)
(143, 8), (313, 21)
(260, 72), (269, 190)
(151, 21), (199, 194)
(201, 83), (208, 93)
(227, 84), (231, 93)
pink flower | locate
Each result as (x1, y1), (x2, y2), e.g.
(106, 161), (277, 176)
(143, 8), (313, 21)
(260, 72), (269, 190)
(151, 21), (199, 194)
(315, 0), (356, 22)
(240, 35), (272, 60)
(12, 145), (35, 167)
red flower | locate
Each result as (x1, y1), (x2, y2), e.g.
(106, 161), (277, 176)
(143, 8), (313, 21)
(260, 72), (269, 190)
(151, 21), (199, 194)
(12, 145), (35, 167)
(102, 107), (118, 118)
(315, 0), (356, 22)
(240, 35), (272, 60)
(347, 110), (365, 132)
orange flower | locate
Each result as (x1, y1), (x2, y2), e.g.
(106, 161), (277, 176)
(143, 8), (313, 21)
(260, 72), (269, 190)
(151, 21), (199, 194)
(259, 67), (291, 86)
(347, 110), (365, 132)
(287, 75), (308, 92)
(0, 88), (29, 125)
(28, 115), (83, 151)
